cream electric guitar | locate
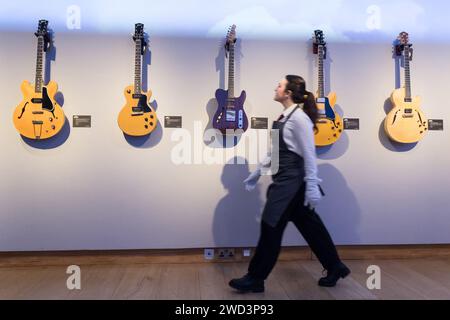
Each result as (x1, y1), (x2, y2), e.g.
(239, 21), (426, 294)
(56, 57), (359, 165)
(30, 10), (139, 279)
(13, 20), (65, 140)
(312, 30), (343, 147)
(118, 23), (157, 136)
(384, 32), (428, 143)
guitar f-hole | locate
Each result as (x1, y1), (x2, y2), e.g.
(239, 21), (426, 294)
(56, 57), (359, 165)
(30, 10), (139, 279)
(18, 102), (29, 119)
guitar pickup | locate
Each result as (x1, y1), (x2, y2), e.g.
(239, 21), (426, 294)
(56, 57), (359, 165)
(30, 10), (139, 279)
(32, 111), (44, 115)
(316, 97), (326, 103)
(132, 107), (143, 112)
(31, 98), (43, 104)
(132, 94), (142, 99)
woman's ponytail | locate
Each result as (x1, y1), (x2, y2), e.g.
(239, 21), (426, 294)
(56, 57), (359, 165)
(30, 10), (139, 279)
(285, 75), (318, 125)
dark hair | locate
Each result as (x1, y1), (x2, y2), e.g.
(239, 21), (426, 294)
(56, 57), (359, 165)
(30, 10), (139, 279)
(285, 75), (318, 125)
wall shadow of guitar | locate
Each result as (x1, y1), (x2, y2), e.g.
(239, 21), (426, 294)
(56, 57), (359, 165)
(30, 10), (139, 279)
(22, 30), (70, 149)
(203, 38), (244, 149)
(316, 104), (350, 160)
(123, 33), (163, 148)
(21, 115), (71, 149)
(379, 98), (417, 152)
(379, 38), (418, 152)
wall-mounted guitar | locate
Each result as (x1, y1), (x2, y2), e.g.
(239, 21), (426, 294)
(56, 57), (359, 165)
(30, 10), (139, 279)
(384, 32), (427, 143)
(312, 30), (343, 147)
(13, 20), (65, 140)
(118, 23), (157, 136)
(213, 25), (248, 135)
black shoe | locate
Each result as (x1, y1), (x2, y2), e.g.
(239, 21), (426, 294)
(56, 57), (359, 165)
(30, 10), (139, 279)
(229, 274), (265, 293)
(318, 262), (351, 287)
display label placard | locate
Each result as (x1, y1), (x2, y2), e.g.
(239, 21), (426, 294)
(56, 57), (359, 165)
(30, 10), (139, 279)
(164, 116), (182, 128)
(251, 117), (268, 129)
(73, 115), (91, 128)
(428, 119), (444, 131)
(343, 118), (359, 130)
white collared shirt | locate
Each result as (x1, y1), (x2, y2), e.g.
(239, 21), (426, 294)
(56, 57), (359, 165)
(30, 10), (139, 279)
(258, 103), (320, 184)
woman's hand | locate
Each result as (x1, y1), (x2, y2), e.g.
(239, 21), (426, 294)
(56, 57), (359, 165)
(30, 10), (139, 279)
(304, 182), (323, 209)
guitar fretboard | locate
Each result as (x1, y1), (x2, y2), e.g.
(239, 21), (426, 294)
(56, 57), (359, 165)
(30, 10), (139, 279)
(134, 39), (142, 94)
(227, 42), (235, 102)
(35, 36), (44, 93)
(318, 44), (325, 98)
(404, 45), (412, 102)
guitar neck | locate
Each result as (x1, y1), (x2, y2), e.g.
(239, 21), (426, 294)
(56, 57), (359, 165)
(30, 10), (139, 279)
(227, 43), (235, 101)
(404, 45), (412, 102)
(35, 36), (44, 93)
(134, 39), (142, 94)
(318, 45), (325, 98)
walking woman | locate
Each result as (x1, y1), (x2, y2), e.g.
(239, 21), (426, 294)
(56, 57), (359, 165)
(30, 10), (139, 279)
(229, 75), (350, 293)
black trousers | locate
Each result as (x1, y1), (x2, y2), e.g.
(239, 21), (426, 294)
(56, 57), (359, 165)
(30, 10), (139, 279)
(248, 186), (341, 280)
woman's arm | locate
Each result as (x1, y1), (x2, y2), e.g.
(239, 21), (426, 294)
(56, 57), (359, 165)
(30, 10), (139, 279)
(292, 113), (321, 184)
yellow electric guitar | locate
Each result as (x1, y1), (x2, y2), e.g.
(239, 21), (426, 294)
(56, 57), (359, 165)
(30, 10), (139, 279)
(312, 30), (343, 147)
(384, 32), (427, 143)
(13, 20), (65, 140)
(118, 23), (157, 136)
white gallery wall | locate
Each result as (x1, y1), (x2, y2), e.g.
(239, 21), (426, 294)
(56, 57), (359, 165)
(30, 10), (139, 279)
(0, 31), (449, 251)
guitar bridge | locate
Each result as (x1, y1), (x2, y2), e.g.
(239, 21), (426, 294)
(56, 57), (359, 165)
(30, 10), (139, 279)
(32, 120), (43, 139)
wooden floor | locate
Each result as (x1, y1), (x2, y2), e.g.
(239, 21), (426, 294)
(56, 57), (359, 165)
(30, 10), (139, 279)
(1, 258), (450, 300)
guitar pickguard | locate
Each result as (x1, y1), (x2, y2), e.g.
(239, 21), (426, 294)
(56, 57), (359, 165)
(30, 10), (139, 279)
(317, 97), (336, 121)
(41, 87), (55, 112)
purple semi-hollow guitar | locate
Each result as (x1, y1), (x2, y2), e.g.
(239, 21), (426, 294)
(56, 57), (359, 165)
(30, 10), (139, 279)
(213, 25), (248, 134)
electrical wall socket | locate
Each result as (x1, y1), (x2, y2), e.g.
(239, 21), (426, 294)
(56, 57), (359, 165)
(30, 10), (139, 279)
(218, 248), (235, 259)
(204, 249), (214, 260)
(243, 248), (252, 257)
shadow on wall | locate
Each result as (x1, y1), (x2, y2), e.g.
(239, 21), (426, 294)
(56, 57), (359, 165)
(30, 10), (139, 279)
(141, 33), (152, 92)
(123, 37), (163, 149)
(212, 157), (262, 247)
(123, 101), (164, 148)
(21, 30), (70, 149)
(203, 38), (244, 149)
(21, 115), (71, 149)
(315, 163), (361, 245)
(379, 98), (417, 152)
(378, 41), (419, 152)
(316, 116), (350, 160)
(203, 97), (243, 149)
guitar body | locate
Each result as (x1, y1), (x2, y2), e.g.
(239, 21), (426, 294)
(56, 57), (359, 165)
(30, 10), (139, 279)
(118, 85), (157, 136)
(384, 87), (427, 143)
(314, 92), (343, 146)
(13, 80), (65, 140)
(213, 88), (248, 134)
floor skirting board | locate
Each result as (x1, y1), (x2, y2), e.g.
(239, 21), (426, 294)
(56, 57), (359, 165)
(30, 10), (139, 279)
(1, 245), (450, 268)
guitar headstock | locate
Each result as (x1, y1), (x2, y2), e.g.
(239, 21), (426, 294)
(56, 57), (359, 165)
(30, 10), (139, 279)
(35, 20), (48, 38)
(133, 23), (145, 42)
(398, 31), (410, 46)
(313, 30), (327, 58)
(313, 30), (326, 47)
(225, 25), (237, 50)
